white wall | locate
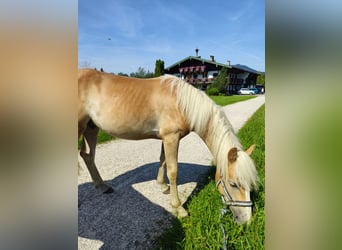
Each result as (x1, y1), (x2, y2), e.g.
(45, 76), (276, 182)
(207, 70), (219, 79)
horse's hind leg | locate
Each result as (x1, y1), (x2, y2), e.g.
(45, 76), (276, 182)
(80, 120), (113, 193)
(157, 144), (170, 194)
(78, 120), (87, 175)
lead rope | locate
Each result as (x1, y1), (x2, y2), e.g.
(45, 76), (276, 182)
(217, 177), (229, 249)
(219, 207), (229, 250)
(217, 178), (229, 249)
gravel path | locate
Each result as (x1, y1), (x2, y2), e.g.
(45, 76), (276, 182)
(78, 95), (265, 249)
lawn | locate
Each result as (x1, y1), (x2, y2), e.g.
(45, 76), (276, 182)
(156, 104), (265, 249)
(210, 95), (256, 106)
(78, 129), (114, 149)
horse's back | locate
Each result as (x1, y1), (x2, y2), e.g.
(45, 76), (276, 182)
(77, 69), (186, 139)
(78, 68), (164, 94)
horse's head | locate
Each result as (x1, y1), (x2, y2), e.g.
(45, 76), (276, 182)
(216, 144), (258, 224)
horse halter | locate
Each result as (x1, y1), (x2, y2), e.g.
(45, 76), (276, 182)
(215, 175), (253, 207)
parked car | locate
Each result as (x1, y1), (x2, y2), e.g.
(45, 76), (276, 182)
(238, 88), (255, 95)
(249, 88), (259, 94)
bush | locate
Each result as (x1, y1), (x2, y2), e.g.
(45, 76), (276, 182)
(206, 87), (219, 96)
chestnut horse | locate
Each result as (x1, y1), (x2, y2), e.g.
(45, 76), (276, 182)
(78, 69), (258, 223)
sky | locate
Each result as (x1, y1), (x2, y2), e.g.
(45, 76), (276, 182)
(78, 0), (265, 74)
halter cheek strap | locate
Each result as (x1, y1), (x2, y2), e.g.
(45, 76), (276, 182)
(216, 178), (253, 207)
(216, 174), (253, 250)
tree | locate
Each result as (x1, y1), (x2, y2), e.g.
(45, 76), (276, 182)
(130, 67), (146, 78)
(154, 59), (165, 77)
(211, 67), (229, 94)
(256, 73), (265, 85)
(145, 70), (154, 78)
(117, 72), (129, 77)
(130, 67), (154, 78)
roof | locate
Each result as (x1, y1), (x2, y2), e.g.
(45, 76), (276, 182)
(231, 64), (262, 74)
(165, 56), (231, 70)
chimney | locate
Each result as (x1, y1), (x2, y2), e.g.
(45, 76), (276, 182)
(210, 55), (215, 62)
(227, 60), (231, 66)
(195, 48), (199, 57)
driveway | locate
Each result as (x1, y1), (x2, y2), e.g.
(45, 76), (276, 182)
(78, 95), (265, 249)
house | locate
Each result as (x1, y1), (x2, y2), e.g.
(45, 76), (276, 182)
(164, 52), (262, 94)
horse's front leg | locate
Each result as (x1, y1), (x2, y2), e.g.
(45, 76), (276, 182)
(156, 144), (170, 194)
(163, 134), (188, 217)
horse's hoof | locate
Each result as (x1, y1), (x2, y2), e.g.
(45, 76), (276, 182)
(103, 186), (114, 194)
(162, 186), (170, 194)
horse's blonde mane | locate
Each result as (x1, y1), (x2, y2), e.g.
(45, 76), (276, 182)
(234, 151), (259, 190)
(161, 75), (258, 190)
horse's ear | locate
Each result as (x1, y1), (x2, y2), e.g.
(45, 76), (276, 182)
(246, 144), (256, 155)
(228, 147), (238, 163)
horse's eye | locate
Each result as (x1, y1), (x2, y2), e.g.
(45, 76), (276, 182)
(230, 182), (238, 188)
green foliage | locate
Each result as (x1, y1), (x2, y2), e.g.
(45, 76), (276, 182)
(206, 87), (219, 96)
(130, 67), (154, 78)
(154, 59), (165, 77)
(256, 73), (265, 85)
(117, 72), (129, 77)
(211, 67), (229, 94)
(157, 105), (265, 249)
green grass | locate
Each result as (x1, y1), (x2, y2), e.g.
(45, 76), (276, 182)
(97, 129), (114, 144)
(210, 95), (256, 106)
(156, 104), (265, 249)
(78, 129), (115, 149)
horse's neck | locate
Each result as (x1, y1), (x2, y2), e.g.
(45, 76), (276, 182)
(198, 112), (241, 168)
(172, 78), (241, 163)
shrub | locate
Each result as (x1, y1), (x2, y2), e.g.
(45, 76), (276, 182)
(206, 87), (219, 96)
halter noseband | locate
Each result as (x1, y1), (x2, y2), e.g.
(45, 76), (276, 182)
(216, 176), (253, 207)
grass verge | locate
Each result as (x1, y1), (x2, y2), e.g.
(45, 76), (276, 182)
(78, 129), (115, 149)
(156, 104), (265, 249)
(210, 95), (256, 106)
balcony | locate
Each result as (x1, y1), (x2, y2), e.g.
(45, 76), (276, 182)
(186, 77), (214, 86)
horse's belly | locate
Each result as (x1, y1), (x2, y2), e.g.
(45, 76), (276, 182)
(106, 128), (160, 140)
(97, 117), (161, 140)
